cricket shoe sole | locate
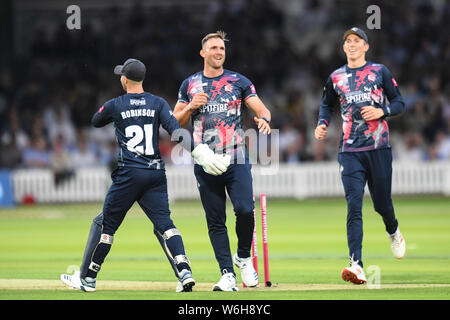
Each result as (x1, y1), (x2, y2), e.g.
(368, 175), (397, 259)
(176, 269), (195, 292)
(182, 278), (195, 292)
(176, 278), (196, 292)
(341, 268), (367, 285)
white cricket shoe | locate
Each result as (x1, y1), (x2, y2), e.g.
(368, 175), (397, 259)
(233, 254), (258, 287)
(212, 271), (239, 291)
(176, 269), (195, 292)
(389, 228), (406, 259)
(60, 271), (96, 292)
(341, 258), (367, 285)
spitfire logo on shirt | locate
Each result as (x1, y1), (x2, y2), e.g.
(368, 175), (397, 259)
(198, 102), (229, 113)
(345, 91), (372, 104)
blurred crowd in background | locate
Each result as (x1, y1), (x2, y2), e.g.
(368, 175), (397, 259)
(0, 0), (449, 174)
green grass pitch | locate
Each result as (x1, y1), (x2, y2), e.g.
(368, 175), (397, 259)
(0, 196), (449, 300)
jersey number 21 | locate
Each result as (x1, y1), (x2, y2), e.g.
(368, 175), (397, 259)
(125, 124), (154, 156)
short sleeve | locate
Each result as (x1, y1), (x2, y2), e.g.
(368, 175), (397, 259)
(240, 75), (258, 101)
(177, 78), (190, 104)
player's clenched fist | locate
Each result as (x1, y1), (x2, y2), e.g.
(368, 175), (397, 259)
(189, 92), (209, 110)
(361, 106), (384, 121)
(314, 124), (327, 140)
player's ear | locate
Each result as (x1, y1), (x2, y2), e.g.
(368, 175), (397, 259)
(120, 75), (127, 90)
(200, 49), (206, 58)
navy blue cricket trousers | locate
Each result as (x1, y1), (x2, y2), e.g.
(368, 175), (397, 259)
(101, 167), (176, 235)
(338, 148), (399, 267)
(80, 166), (190, 279)
(194, 163), (255, 275)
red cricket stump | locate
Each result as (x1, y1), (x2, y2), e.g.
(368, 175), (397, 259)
(251, 210), (259, 277)
(243, 195), (259, 288)
(252, 195), (259, 276)
(260, 193), (271, 287)
(251, 196), (259, 286)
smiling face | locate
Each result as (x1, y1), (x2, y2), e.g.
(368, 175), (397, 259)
(201, 37), (226, 70)
(343, 34), (369, 64)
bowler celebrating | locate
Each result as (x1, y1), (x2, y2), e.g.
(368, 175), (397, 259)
(173, 31), (271, 291)
(314, 28), (406, 284)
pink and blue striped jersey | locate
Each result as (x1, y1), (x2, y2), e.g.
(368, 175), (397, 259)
(318, 62), (405, 152)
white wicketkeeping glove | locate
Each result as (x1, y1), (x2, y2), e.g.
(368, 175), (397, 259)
(191, 144), (231, 176)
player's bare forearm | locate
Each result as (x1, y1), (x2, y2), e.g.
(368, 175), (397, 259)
(173, 102), (192, 128)
(174, 93), (208, 127)
(254, 106), (271, 121)
(245, 96), (271, 134)
(245, 96), (271, 121)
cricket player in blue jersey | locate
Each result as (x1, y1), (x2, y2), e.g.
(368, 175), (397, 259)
(315, 28), (406, 284)
(60, 58), (230, 292)
(173, 31), (272, 291)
